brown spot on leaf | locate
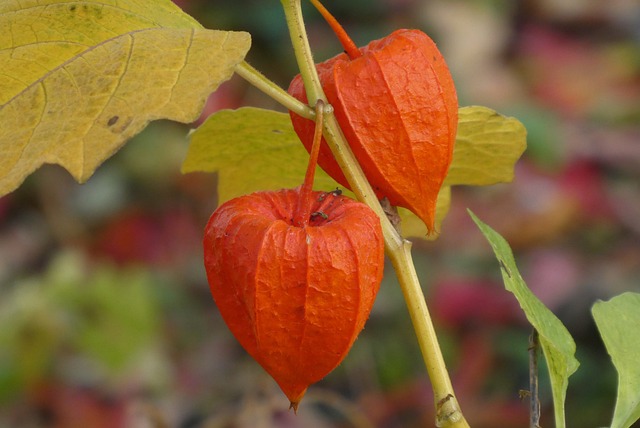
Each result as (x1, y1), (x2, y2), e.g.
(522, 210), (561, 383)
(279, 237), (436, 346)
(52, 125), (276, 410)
(106, 116), (132, 134)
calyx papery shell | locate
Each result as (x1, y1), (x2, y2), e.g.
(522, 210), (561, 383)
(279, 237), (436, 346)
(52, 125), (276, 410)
(203, 188), (384, 408)
(288, 29), (458, 233)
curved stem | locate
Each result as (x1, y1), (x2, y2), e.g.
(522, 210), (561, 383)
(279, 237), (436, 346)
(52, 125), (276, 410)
(308, 0), (362, 59)
(280, 1), (469, 426)
(293, 100), (325, 227)
(234, 61), (315, 120)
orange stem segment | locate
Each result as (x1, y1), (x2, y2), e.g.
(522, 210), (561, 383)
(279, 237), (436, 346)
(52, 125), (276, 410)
(294, 100), (325, 227)
(308, 0), (362, 59)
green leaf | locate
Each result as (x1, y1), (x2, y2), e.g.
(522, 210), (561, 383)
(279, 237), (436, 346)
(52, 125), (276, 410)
(445, 106), (527, 186)
(0, 0), (251, 196)
(183, 107), (340, 203)
(592, 292), (640, 428)
(470, 211), (579, 428)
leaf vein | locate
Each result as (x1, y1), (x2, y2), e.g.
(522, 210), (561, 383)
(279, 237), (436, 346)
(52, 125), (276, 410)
(167, 28), (194, 113)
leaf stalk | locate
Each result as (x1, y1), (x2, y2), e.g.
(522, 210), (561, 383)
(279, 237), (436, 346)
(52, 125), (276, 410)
(234, 61), (315, 119)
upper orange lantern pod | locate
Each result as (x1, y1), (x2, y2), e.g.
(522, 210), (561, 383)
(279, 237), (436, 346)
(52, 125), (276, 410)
(288, 0), (458, 233)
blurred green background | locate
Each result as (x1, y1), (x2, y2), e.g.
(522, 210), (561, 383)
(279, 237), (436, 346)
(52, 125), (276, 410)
(1, 0), (639, 427)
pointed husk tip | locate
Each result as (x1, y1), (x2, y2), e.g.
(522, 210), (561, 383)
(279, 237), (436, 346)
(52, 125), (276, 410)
(287, 388), (308, 414)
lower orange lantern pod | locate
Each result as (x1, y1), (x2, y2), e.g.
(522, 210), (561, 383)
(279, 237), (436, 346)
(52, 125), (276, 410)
(203, 102), (384, 410)
(203, 188), (384, 409)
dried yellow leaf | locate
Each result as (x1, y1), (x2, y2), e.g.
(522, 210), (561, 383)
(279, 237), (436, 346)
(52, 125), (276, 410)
(0, 0), (250, 195)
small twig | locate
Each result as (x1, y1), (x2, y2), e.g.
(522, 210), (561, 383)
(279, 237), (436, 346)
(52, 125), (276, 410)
(529, 328), (541, 428)
(379, 197), (402, 235)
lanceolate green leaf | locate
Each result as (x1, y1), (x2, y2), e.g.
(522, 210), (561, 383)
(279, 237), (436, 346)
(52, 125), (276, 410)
(183, 107), (341, 203)
(470, 211), (579, 428)
(0, 0), (251, 196)
(592, 292), (640, 428)
(445, 106), (527, 186)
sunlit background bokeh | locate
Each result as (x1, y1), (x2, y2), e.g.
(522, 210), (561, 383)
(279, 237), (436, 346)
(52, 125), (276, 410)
(1, 0), (639, 427)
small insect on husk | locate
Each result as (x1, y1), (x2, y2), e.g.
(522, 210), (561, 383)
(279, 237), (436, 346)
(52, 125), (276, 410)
(311, 211), (329, 220)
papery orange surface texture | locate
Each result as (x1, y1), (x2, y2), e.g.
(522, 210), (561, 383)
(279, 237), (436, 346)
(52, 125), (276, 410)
(203, 188), (384, 409)
(288, 29), (458, 232)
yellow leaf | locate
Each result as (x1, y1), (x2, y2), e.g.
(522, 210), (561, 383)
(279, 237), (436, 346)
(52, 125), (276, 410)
(445, 106), (527, 186)
(185, 107), (524, 239)
(0, 0), (251, 196)
(183, 107), (341, 203)
(399, 186), (451, 240)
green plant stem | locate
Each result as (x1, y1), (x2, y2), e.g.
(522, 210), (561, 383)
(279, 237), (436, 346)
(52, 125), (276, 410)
(234, 61), (315, 120)
(280, 1), (469, 426)
(279, 0), (325, 106)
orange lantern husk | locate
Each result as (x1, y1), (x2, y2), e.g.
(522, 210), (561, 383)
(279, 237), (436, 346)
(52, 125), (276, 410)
(203, 101), (384, 411)
(203, 188), (384, 409)
(288, 28), (458, 233)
